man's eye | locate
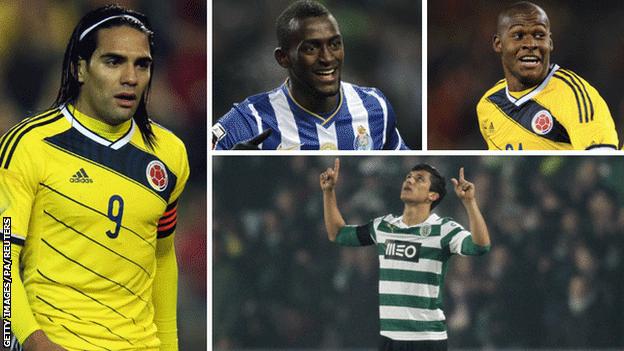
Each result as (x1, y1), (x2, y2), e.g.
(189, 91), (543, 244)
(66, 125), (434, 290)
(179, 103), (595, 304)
(301, 44), (317, 53)
(329, 40), (342, 50)
(137, 61), (151, 69)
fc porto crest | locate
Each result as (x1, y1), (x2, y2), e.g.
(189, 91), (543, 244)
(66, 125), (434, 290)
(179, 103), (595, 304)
(354, 125), (373, 150)
(420, 224), (432, 237)
(531, 110), (553, 135)
(146, 160), (168, 192)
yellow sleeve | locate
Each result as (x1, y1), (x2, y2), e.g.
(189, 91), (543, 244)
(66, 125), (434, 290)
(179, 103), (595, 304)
(569, 84), (619, 149)
(10, 244), (40, 343)
(152, 234), (178, 351)
(2, 125), (48, 343)
(151, 127), (189, 350)
(554, 72), (619, 149)
(1, 150), (42, 343)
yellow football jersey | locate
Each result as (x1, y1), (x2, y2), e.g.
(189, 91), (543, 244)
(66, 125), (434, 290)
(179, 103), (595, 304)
(477, 64), (619, 150)
(1, 105), (189, 350)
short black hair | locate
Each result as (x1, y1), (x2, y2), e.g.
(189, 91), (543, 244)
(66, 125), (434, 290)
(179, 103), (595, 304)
(276, 0), (331, 49)
(497, 1), (549, 34)
(411, 164), (446, 210)
(54, 4), (157, 148)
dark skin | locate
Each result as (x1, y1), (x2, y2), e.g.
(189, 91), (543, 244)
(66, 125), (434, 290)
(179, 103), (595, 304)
(493, 3), (553, 91)
(275, 14), (344, 115)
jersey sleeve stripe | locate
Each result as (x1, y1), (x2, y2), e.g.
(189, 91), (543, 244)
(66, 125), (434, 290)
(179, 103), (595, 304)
(157, 218), (177, 231)
(439, 227), (463, 248)
(162, 201), (178, 216)
(10, 235), (25, 246)
(157, 202), (179, 238)
(553, 73), (585, 123)
(0, 110), (62, 169)
(561, 69), (594, 121)
(158, 212), (177, 226)
(0, 109), (59, 150)
(557, 70), (590, 123)
(157, 225), (176, 239)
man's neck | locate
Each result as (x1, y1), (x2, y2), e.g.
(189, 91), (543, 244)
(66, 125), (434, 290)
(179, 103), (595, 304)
(401, 203), (432, 226)
(287, 80), (339, 115)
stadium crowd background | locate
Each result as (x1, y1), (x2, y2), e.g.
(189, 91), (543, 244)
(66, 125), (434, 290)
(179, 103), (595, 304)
(0, 1), (206, 349)
(214, 156), (624, 349)
(429, 0), (624, 149)
(213, 0), (422, 149)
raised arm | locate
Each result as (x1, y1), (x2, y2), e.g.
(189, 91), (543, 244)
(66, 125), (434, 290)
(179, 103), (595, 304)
(451, 167), (490, 247)
(320, 158), (346, 241)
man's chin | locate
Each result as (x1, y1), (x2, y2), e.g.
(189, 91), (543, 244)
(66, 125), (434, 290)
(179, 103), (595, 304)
(314, 85), (340, 98)
(517, 68), (549, 87)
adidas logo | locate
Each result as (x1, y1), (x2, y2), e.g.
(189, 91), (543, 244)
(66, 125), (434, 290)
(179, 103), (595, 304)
(69, 168), (94, 183)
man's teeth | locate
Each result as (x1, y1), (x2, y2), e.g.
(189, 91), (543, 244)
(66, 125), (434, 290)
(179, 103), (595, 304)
(519, 56), (539, 62)
(317, 69), (335, 75)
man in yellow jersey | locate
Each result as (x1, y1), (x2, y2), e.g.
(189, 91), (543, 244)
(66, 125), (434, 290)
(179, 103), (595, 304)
(0, 5), (189, 351)
(477, 1), (619, 150)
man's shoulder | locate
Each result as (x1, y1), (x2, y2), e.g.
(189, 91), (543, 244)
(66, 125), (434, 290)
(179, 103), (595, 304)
(219, 86), (286, 123)
(1, 107), (68, 145)
(478, 79), (507, 102)
(550, 66), (601, 94)
(233, 86), (285, 111)
(342, 81), (385, 98)
(150, 121), (187, 151)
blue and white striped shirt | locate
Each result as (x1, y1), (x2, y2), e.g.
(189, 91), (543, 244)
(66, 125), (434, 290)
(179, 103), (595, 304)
(212, 82), (409, 150)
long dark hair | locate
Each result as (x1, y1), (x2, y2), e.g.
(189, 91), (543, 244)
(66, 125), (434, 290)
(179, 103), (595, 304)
(54, 4), (157, 148)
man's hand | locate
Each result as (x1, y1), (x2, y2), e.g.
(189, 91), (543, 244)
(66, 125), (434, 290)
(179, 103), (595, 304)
(23, 330), (67, 351)
(320, 158), (340, 192)
(232, 129), (272, 150)
(451, 167), (475, 203)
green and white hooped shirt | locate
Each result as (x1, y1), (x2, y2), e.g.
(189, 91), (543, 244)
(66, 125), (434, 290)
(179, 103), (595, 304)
(336, 213), (490, 341)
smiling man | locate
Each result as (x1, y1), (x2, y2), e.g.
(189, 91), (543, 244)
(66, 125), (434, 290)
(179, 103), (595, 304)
(212, 0), (408, 150)
(477, 1), (619, 150)
(2, 5), (189, 351)
(320, 159), (490, 350)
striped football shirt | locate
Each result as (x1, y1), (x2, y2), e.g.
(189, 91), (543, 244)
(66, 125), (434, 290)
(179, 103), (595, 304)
(212, 81), (408, 150)
(336, 213), (489, 341)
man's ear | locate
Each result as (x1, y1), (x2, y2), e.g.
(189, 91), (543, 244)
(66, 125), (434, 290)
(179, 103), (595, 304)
(77, 59), (87, 83)
(493, 34), (502, 54)
(274, 47), (290, 68)
(429, 192), (440, 203)
(549, 33), (554, 52)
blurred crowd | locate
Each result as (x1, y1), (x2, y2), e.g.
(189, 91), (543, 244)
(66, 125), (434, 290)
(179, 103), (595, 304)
(213, 0), (422, 149)
(429, 0), (624, 149)
(0, 1), (206, 349)
(213, 156), (624, 349)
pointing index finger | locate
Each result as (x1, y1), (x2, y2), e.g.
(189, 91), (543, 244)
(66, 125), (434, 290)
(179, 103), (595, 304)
(334, 158), (340, 178)
(459, 167), (465, 182)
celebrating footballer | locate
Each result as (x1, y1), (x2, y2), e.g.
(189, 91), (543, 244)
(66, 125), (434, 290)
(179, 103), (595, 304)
(320, 159), (490, 351)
